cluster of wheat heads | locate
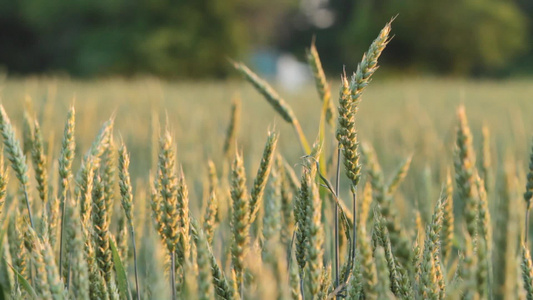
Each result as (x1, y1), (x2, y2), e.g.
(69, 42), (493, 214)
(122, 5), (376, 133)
(0, 18), (530, 300)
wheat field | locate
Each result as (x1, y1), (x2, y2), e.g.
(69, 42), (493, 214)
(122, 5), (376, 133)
(0, 22), (532, 300)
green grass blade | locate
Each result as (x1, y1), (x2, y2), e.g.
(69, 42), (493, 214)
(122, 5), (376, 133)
(6, 261), (37, 298)
(110, 237), (132, 300)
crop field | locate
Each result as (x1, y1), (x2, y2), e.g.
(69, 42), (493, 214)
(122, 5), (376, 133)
(0, 23), (533, 300)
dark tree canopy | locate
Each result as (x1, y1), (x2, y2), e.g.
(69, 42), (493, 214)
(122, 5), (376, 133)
(0, 0), (530, 78)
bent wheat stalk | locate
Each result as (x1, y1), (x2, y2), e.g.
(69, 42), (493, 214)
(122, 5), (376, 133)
(231, 61), (310, 154)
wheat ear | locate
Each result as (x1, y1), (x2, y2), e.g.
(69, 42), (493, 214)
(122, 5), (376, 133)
(58, 106), (75, 277)
(31, 119), (48, 204)
(230, 150), (250, 296)
(454, 105), (478, 240)
(249, 130), (278, 224)
(118, 143), (141, 300)
(522, 244), (533, 300)
(0, 105), (34, 228)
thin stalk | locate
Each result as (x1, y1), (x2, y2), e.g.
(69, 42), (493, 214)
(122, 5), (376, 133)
(300, 275), (305, 300)
(352, 189), (357, 262)
(334, 146), (341, 295)
(59, 187), (69, 278)
(171, 251), (176, 300)
(526, 209), (530, 243)
(131, 227), (141, 300)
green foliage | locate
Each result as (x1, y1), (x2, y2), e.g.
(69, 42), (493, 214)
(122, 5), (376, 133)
(0, 0), (530, 77)
(342, 0), (528, 75)
(0, 0), (248, 77)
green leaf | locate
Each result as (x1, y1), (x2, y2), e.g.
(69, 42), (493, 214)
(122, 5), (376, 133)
(110, 236), (132, 300)
(6, 261), (37, 298)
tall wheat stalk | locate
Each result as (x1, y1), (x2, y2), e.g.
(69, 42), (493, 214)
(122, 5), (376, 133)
(118, 143), (141, 300)
(58, 106), (75, 278)
(231, 61), (310, 154)
(335, 21), (392, 280)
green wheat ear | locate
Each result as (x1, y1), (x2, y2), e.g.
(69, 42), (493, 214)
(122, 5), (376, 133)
(230, 150), (250, 295)
(0, 105), (34, 228)
(31, 119), (48, 204)
(249, 130), (278, 224)
(522, 244), (533, 300)
(454, 105), (478, 240)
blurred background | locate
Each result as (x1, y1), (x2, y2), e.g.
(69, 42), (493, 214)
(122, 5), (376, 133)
(0, 0), (532, 80)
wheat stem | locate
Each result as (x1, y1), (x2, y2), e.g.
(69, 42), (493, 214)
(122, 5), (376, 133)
(334, 146), (341, 293)
(171, 251), (177, 300)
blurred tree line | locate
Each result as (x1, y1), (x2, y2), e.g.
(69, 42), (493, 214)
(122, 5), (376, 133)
(0, 0), (530, 78)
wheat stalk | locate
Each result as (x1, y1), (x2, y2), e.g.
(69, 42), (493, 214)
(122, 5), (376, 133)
(0, 105), (34, 228)
(177, 166), (192, 264)
(480, 125), (491, 192)
(375, 246), (393, 299)
(525, 138), (533, 242)
(279, 155), (295, 247)
(223, 97), (241, 159)
(22, 111), (33, 155)
(86, 229), (109, 299)
(67, 197), (89, 299)
(118, 143), (141, 300)
(306, 164), (324, 297)
(357, 212), (377, 299)
(249, 131), (278, 225)
(31, 119), (48, 204)
(232, 61), (310, 154)
(194, 224), (213, 300)
(0, 151), (8, 216)
(387, 154), (413, 196)
(230, 150), (250, 296)
(262, 161), (282, 244)
(454, 105), (478, 240)
(441, 170), (454, 264)
(203, 160), (219, 245)
(91, 175), (114, 293)
(306, 41), (335, 126)
(58, 106), (75, 277)
(420, 196), (445, 299)
(26, 227), (51, 299)
(156, 130), (180, 299)
(8, 214), (27, 286)
(102, 136), (116, 224)
(522, 244), (533, 300)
